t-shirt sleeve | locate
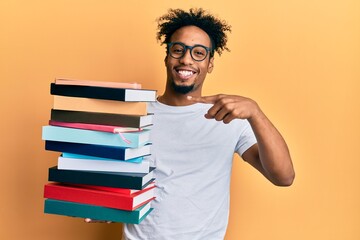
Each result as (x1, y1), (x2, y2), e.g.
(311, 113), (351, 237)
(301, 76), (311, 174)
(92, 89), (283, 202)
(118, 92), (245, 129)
(234, 120), (257, 156)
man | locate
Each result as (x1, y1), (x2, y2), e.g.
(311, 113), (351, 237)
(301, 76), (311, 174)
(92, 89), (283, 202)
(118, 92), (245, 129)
(122, 8), (295, 240)
(85, 8), (294, 237)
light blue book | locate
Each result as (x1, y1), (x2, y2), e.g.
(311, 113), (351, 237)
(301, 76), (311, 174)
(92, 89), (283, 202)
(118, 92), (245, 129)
(62, 153), (143, 163)
(42, 126), (151, 148)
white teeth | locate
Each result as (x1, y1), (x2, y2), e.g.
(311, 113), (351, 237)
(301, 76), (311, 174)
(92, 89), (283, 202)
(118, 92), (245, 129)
(178, 70), (194, 77)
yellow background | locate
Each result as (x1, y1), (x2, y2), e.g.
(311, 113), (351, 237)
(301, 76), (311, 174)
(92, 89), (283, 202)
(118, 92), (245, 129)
(0, 0), (359, 239)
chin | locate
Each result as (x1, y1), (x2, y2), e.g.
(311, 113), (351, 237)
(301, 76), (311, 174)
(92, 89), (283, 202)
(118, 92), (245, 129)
(171, 81), (195, 94)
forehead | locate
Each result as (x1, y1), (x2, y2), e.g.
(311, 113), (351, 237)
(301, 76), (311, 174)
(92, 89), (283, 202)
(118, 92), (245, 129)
(170, 25), (211, 47)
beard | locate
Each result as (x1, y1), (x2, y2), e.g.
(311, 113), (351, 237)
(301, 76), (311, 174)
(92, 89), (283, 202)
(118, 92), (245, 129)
(171, 81), (196, 94)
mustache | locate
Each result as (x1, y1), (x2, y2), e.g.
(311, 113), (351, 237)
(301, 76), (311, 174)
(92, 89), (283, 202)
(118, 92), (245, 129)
(174, 65), (198, 72)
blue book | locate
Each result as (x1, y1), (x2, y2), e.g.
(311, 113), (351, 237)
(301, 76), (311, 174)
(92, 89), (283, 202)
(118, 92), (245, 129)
(45, 140), (151, 160)
(42, 126), (151, 148)
(61, 153), (143, 163)
(44, 199), (153, 224)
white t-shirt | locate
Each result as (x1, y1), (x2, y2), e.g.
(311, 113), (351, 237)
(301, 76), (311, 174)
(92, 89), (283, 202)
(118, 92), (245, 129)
(123, 101), (257, 240)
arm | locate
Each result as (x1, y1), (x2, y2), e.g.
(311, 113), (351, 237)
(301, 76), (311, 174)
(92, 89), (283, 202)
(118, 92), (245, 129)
(188, 94), (295, 186)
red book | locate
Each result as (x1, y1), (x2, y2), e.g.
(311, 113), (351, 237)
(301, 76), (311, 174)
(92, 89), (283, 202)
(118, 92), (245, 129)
(44, 183), (156, 211)
(49, 120), (143, 133)
(71, 182), (156, 195)
(49, 120), (143, 144)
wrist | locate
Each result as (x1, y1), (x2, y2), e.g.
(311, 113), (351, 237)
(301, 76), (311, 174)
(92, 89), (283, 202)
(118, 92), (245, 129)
(248, 101), (264, 124)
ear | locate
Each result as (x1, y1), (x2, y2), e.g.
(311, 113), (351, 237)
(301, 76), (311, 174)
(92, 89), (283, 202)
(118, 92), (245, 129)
(207, 57), (214, 73)
(164, 56), (168, 66)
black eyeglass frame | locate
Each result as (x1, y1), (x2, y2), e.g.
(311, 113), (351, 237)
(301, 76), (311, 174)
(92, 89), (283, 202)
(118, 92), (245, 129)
(166, 42), (213, 62)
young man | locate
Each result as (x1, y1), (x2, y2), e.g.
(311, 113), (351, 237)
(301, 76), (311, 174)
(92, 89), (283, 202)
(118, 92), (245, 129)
(121, 8), (295, 240)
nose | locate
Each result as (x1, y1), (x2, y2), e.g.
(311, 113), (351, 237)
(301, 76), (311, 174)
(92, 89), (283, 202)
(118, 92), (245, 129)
(179, 48), (194, 65)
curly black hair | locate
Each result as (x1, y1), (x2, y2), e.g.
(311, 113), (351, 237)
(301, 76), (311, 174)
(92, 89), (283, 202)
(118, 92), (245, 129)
(156, 8), (231, 56)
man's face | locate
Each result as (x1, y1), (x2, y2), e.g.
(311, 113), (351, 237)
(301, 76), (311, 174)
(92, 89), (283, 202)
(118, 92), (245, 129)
(165, 25), (214, 95)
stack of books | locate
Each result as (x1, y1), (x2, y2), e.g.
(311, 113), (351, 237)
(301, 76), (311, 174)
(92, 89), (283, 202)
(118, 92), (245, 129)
(42, 79), (157, 224)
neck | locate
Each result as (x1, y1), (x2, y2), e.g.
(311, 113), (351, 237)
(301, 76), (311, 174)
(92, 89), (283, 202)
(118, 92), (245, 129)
(157, 94), (188, 106)
(158, 89), (201, 106)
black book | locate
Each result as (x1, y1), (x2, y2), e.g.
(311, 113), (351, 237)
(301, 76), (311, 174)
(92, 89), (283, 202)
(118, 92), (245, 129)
(50, 83), (157, 102)
(48, 166), (155, 190)
(51, 109), (153, 128)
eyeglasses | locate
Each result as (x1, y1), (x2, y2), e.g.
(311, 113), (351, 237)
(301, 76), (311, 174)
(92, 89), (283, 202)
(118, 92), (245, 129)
(166, 42), (212, 62)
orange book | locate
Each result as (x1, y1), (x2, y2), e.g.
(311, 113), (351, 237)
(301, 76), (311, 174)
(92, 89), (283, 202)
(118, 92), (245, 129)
(53, 95), (148, 115)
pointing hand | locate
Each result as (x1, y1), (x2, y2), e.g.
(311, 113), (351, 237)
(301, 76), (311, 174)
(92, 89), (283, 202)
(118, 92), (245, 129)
(187, 94), (260, 124)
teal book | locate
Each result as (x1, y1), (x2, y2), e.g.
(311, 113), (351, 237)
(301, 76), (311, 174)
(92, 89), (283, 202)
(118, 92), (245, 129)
(44, 199), (153, 224)
(42, 126), (151, 148)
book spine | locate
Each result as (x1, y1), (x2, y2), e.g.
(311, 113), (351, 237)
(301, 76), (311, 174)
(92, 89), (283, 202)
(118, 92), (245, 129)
(44, 184), (135, 210)
(45, 141), (151, 160)
(57, 157), (150, 173)
(42, 126), (150, 148)
(54, 79), (142, 89)
(49, 120), (142, 133)
(71, 181), (155, 194)
(51, 83), (127, 101)
(48, 166), (147, 189)
(45, 141), (127, 159)
(61, 152), (144, 163)
(51, 109), (151, 128)
(53, 96), (148, 115)
(50, 83), (156, 102)
(44, 199), (153, 224)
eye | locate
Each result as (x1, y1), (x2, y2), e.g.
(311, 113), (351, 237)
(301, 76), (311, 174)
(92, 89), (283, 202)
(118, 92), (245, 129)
(194, 50), (205, 56)
(170, 45), (185, 55)
(173, 48), (184, 53)
(192, 47), (207, 57)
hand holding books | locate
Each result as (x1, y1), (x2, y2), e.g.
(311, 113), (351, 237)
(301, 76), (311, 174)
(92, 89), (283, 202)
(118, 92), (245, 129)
(84, 218), (112, 224)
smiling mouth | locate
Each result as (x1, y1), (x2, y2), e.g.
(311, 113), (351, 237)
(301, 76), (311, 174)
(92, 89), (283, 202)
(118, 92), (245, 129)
(176, 69), (196, 79)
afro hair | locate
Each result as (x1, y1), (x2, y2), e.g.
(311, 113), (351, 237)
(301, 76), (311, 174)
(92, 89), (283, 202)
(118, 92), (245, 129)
(156, 8), (232, 56)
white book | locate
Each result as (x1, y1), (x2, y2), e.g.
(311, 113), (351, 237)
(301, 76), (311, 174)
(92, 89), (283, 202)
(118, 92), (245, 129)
(58, 156), (150, 173)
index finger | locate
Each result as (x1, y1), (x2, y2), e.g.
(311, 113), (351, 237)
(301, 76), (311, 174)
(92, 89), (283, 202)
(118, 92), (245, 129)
(187, 95), (220, 104)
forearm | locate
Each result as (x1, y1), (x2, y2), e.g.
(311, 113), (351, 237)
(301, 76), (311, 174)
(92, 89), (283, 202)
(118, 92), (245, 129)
(188, 94), (295, 185)
(248, 107), (295, 186)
